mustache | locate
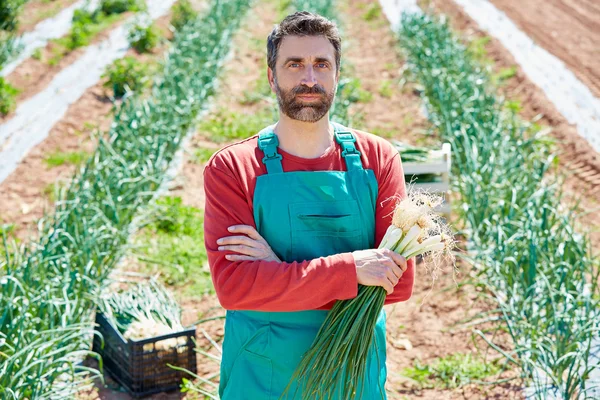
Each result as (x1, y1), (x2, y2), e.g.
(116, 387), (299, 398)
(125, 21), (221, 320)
(292, 85), (327, 96)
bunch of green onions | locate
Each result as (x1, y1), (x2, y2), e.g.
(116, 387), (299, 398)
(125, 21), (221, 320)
(285, 189), (453, 400)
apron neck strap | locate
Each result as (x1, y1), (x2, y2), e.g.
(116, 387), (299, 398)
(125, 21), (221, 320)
(258, 125), (283, 174)
(257, 122), (364, 174)
(332, 121), (363, 171)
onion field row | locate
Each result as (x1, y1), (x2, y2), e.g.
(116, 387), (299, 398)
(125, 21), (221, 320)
(397, 12), (600, 399)
(0, 0), (251, 396)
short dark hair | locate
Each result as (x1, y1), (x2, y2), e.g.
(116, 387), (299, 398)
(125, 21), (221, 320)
(267, 11), (342, 76)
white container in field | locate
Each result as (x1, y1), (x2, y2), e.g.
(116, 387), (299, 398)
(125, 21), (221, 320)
(400, 143), (452, 217)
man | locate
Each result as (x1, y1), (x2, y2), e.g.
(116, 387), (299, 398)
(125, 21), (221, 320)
(203, 11), (414, 399)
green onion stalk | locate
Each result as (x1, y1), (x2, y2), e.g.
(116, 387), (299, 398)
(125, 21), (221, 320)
(284, 189), (454, 400)
(98, 278), (184, 347)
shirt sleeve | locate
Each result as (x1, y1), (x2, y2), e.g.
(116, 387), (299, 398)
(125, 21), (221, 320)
(203, 163), (359, 312)
(373, 152), (415, 304)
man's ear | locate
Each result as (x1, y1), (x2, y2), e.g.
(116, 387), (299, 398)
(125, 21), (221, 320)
(267, 67), (276, 92)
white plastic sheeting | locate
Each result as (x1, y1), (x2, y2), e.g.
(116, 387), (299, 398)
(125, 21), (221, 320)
(0, 0), (176, 185)
(0, 0), (101, 77)
(452, 0), (600, 154)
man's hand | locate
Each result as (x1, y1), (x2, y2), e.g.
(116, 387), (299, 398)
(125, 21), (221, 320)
(352, 249), (407, 295)
(216, 225), (282, 262)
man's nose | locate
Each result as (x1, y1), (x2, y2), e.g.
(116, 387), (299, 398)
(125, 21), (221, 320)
(301, 65), (318, 87)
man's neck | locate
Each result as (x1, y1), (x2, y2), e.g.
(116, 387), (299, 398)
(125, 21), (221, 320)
(273, 113), (334, 159)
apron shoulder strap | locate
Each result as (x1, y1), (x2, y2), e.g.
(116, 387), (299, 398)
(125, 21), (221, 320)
(331, 121), (364, 171)
(257, 126), (283, 174)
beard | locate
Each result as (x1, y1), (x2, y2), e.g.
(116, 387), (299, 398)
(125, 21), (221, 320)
(273, 76), (336, 122)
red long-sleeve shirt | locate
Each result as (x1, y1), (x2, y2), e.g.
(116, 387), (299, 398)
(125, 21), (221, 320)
(203, 127), (414, 311)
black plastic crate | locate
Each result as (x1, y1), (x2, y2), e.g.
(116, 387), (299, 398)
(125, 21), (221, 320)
(93, 312), (197, 398)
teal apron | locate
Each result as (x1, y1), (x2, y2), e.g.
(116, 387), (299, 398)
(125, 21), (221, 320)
(219, 122), (388, 399)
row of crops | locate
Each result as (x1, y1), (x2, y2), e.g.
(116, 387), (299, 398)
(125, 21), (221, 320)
(396, 12), (600, 399)
(0, 0), (252, 396)
(0, 0), (27, 68)
(2, 0), (599, 398)
(0, 0), (173, 117)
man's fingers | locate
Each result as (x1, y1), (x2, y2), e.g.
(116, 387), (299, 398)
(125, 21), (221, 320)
(388, 250), (407, 272)
(218, 235), (258, 248)
(228, 225), (262, 241)
(225, 254), (258, 261)
(386, 266), (400, 286)
(384, 279), (394, 295)
(219, 244), (259, 256)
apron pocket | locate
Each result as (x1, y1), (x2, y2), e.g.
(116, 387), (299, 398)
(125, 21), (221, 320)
(289, 200), (363, 261)
(222, 349), (273, 400)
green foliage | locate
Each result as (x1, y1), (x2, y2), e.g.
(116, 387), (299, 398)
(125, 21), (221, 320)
(403, 353), (501, 389)
(127, 20), (160, 53)
(466, 35), (491, 62)
(43, 150), (91, 168)
(197, 107), (276, 143)
(133, 197), (213, 296)
(193, 147), (218, 164)
(170, 0), (197, 32)
(48, 0), (144, 62)
(0, 32), (23, 68)
(0, 223), (15, 237)
(102, 56), (151, 98)
(31, 47), (42, 60)
(378, 79), (393, 98)
(492, 66), (517, 84)
(0, 77), (19, 116)
(99, 0), (145, 15)
(239, 70), (274, 105)
(0, 0), (27, 32)
(362, 3), (381, 21)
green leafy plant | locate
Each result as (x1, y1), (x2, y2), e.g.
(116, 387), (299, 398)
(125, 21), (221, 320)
(127, 19), (160, 53)
(403, 353), (501, 389)
(170, 0), (197, 32)
(43, 150), (91, 168)
(0, 77), (19, 116)
(0, 0), (27, 32)
(378, 79), (393, 98)
(100, 0), (145, 15)
(0, 32), (22, 68)
(102, 56), (151, 97)
(193, 147), (218, 164)
(197, 107), (276, 143)
(133, 197), (213, 296)
(362, 3), (381, 21)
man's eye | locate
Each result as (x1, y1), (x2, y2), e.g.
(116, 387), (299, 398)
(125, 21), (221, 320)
(317, 63), (328, 68)
(290, 63), (300, 68)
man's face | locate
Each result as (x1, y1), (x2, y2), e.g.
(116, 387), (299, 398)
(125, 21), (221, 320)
(269, 35), (338, 123)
